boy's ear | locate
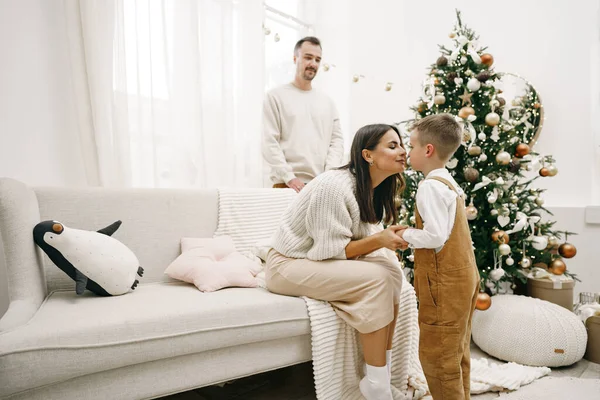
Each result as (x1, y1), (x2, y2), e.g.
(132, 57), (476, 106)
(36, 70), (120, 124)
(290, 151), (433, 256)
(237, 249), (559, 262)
(425, 144), (435, 158)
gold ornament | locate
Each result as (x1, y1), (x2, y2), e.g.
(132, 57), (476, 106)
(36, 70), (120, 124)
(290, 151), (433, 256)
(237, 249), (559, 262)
(558, 243), (577, 258)
(496, 151), (511, 165)
(485, 112), (500, 126)
(323, 63), (330, 71)
(436, 56), (448, 67)
(491, 230), (510, 244)
(468, 146), (482, 156)
(464, 167), (480, 182)
(547, 236), (560, 248)
(510, 195), (519, 204)
(434, 94), (446, 105)
(520, 256), (532, 269)
(549, 258), (567, 275)
(481, 53), (494, 67)
(385, 82), (393, 91)
(352, 75), (360, 83)
(458, 106), (475, 119)
(466, 204), (478, 220)
(515, 143), (530, 158)
(394, 196), (402, 209)
(535, 197), (545, 206)
(449, 32), (457, 38)
(458, 89), (474, 106)
(547, 165), (558, 176)
(476, 292), (492, 311)
(539, 167), (550, 177)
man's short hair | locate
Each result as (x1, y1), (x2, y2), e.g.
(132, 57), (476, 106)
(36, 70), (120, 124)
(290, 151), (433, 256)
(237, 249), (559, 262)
(411, 114), (462, 161)
(294, 37), (322, 55)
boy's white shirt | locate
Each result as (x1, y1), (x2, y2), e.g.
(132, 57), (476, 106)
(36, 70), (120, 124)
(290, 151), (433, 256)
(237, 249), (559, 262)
(403, 168), (464, 253)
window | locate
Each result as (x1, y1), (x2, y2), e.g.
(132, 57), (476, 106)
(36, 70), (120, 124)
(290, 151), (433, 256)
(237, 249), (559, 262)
(263, 0), (312, 91)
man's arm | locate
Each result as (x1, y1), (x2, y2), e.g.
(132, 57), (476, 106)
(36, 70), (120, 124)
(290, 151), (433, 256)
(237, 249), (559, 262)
(262, 93), (296, 184)
(325, 107), (344, 170)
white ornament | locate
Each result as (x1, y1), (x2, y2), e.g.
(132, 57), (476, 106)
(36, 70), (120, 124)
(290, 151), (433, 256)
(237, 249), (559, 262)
(531, 236), (548, 251)
(487, 193), (498, 204)
(495, 177), (505, 185)
(496, 151), (511, 165)
(490, 99), (500, 108)
(408, 254), (414, 262)
(446, 158), (458, 169)
(467, 78), (481, 92)
(491, 209), (499, 216)
(497, 215), (510, 227)
(498, 244), (511, 256)
(467, 115), (477, 122)
(490, 267), (506, 281)
(486, 280), (496, 288)
(479, 153), (488, 162)
(535, 197), (545, 206)
(478, 132), (487, 141)
(454, 77), (464, 85)
(460, 56), (468, 65)
(506, 257), (515, 266)
(434, 94), (446, 105)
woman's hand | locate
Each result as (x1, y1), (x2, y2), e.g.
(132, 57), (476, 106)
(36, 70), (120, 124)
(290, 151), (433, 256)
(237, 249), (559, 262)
(378, 225), (409, 251)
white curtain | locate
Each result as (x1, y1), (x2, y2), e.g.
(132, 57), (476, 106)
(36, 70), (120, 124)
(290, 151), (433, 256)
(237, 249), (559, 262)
(65, 0), (265, 188)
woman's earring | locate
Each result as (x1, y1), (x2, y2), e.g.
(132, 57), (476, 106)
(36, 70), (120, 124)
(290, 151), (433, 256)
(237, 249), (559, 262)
(369, 161), (374, 166)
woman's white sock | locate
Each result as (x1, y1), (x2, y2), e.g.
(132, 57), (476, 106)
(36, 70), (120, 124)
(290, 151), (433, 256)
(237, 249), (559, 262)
(359, 364), (392, 400)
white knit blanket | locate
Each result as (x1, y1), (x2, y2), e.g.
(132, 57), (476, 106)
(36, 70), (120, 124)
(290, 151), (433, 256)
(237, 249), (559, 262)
(470, 358), (550, 394)
(303, 286), (429, 400)
(213, 188), (551, 398)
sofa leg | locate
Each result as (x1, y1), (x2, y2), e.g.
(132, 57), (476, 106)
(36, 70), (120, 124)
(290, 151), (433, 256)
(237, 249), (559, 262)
(137, 266), (144, 277)
(131, 279), (139, 290)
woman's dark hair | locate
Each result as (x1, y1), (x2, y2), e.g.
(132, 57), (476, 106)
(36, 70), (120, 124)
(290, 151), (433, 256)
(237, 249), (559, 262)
(339, 124), (405, 225)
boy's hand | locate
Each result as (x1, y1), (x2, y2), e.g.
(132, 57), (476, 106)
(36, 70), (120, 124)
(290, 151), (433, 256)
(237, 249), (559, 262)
(379, 225), (410, 251)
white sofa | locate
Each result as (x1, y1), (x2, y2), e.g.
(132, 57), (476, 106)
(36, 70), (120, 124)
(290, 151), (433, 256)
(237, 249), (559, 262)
(0, 177), (312, 400)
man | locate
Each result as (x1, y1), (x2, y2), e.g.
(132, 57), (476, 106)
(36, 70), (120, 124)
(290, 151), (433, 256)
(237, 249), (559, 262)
(262, 36), (344, 192)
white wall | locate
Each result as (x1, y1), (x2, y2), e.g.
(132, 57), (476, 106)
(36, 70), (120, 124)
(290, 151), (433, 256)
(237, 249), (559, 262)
(0, 0), (88, 317)
(313, 0), (600, 301)
(314, 0), (599, 207)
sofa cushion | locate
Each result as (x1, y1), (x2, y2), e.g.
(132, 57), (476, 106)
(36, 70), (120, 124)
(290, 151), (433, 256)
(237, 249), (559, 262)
(0, 283), (310, 398)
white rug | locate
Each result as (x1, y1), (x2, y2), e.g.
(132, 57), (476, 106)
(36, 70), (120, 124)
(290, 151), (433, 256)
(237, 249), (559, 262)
(493, 377), (600, 399)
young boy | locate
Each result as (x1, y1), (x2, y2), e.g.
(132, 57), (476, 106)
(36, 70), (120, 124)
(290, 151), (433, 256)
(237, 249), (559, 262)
(398, 114), (480, 400)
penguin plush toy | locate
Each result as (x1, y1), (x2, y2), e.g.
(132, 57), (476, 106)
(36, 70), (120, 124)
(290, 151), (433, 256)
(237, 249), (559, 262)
(33, 220), (143, 296)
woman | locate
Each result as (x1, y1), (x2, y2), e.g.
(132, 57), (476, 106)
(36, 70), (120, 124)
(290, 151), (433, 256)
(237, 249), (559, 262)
(265, 124), (408, 400)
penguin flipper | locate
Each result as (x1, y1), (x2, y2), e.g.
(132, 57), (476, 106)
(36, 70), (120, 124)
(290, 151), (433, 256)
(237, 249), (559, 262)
(97, 220), (122, 236)
(74, 269), (88, 295)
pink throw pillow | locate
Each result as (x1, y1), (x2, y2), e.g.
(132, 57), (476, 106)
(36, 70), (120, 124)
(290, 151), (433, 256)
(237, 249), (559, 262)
(165, 236), (260, 292)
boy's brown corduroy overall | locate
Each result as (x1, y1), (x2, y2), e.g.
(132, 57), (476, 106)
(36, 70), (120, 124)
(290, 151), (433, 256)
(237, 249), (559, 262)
(413, 177), (480, 400)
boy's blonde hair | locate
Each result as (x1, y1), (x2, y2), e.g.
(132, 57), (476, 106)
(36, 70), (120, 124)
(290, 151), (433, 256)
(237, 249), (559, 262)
(412, 113), (462, 161)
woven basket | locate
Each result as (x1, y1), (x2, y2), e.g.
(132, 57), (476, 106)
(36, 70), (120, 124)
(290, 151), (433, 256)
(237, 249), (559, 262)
(472, 294), (587, 367)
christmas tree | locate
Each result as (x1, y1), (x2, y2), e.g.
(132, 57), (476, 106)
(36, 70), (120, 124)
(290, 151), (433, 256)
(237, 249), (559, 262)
(397, 10), (578, 300)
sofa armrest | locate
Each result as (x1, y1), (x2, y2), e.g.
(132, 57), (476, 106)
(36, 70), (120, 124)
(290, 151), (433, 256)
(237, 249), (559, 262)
(0, 178), (47, 327)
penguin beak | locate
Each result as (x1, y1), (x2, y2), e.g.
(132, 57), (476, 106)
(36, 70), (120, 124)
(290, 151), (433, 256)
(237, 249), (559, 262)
(52, 223), (64, 234)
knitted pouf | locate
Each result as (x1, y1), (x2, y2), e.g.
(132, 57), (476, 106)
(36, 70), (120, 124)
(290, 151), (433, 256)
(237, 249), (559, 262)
(471, 294), (587, 367)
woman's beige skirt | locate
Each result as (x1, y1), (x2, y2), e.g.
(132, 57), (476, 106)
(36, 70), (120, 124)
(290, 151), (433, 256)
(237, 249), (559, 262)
(265, 249), (403, 334)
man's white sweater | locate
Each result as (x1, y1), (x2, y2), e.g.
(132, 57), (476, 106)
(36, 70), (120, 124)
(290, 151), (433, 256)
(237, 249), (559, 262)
(271, 169), (384, 261)
(262, 83), (344, 184)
